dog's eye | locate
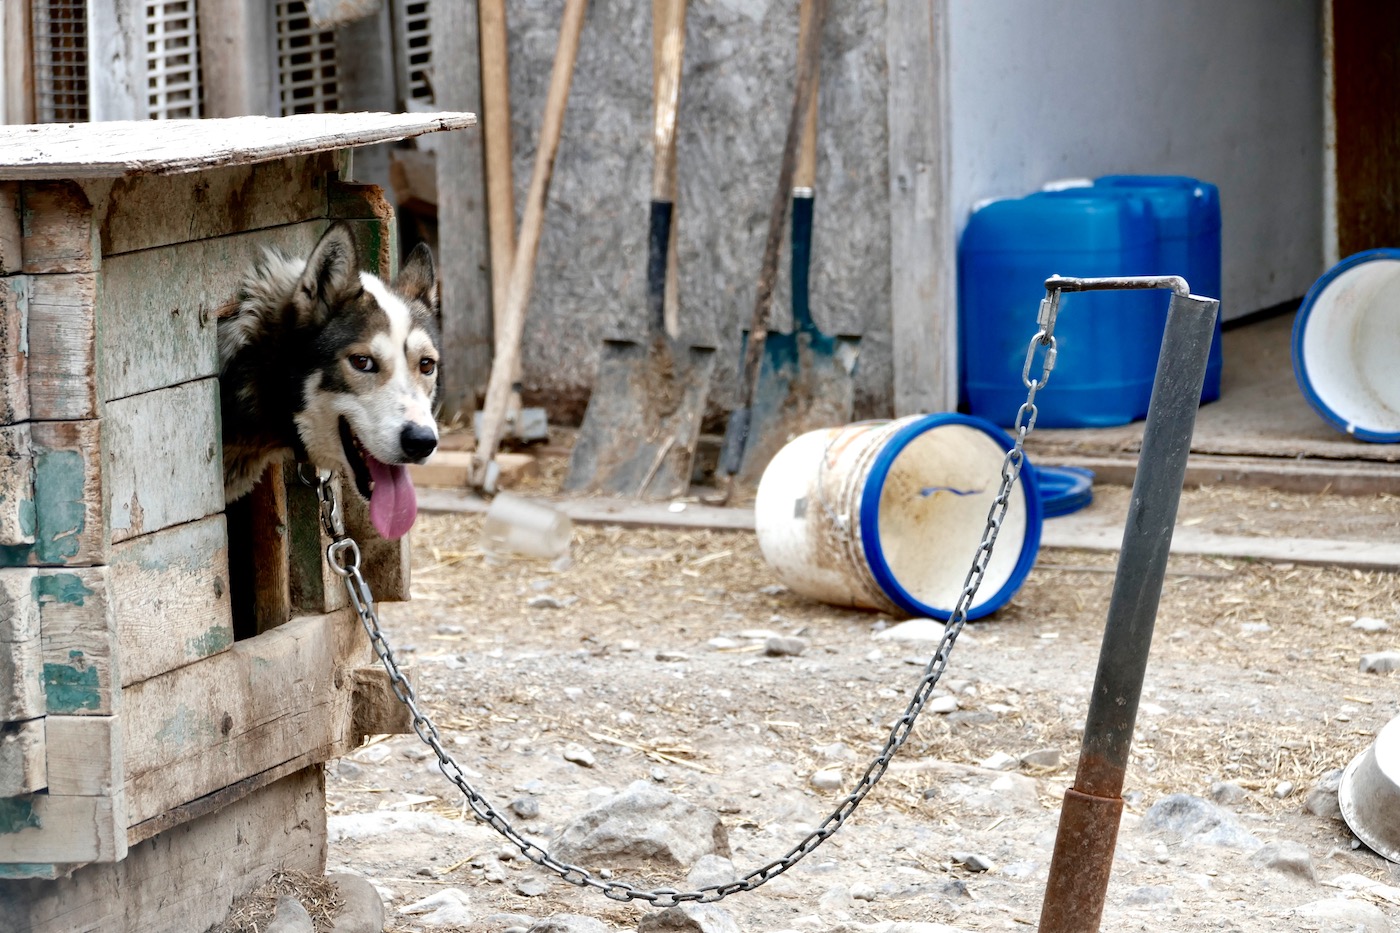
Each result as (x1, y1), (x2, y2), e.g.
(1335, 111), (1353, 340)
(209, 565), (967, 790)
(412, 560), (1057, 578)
(419, 358), (437, 376)
(349, 354), (377, 373)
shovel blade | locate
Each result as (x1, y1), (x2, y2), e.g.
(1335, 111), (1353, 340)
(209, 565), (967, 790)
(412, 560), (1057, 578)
(737, 329), (859, 485)
(565, 336), (717, 498)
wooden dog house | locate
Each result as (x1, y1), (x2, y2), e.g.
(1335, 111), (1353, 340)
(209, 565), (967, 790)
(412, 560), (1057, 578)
(0, 111), (473, 932)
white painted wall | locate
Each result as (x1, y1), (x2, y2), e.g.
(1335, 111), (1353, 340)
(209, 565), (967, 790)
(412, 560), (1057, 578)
(948, 0), (1324, 318)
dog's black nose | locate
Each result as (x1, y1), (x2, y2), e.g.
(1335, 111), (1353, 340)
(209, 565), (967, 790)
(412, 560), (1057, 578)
(400, 423), (438, 461)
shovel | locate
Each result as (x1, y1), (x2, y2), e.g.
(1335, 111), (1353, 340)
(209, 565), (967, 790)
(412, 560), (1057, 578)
(564, 0), (716, 498)
(736, 0), (858, 484)
(714, 0), (842, 497)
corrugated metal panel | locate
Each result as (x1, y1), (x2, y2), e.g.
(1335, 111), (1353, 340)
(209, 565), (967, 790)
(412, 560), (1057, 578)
(32, 0), (89, 123)
(146, 0), (201, 119)
(276, 0), (340, 114)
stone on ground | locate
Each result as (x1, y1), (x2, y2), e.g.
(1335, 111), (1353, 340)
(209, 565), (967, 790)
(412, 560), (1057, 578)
(329, 872), (386, 933)
(1141, 794), (1262, 851)
(265, 896), (314, 933)
(550, 780), (730, 871)
(1247, 841), (1316, 882)
(398, 888), (473, 928)
(637, 904), (742, 933)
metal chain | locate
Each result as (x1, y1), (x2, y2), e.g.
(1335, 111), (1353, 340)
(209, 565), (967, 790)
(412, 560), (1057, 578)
(313, 288), (1062, 908)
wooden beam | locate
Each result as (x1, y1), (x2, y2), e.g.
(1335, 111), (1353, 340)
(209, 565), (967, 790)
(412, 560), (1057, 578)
(111, 516), (233, 687)
(0, 567), (43, 722)
(0, 274), (27, 426)
(248, 468), (291, 636)
(43, 715), (121, 797)
(0, 719), (45, 797)
(86, 0), (145, 121)
(2, 0), (34, 126)
(197, 0), (275, 118)
(0, 425), (34, 545)
(885, 0), (954, 416)
(24, 273), (97, 422)
(0, 792), (127, 865)
(434, 0), (493, 421)
(1, 420), (106, 569)
(19, 182), (97, 275)
(34, 567), (118, 716)
(120, 610), (367, 827)
(0, 184), (21, 274)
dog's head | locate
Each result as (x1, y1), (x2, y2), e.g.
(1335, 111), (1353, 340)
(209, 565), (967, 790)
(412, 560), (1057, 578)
(291, 223), (441, 540)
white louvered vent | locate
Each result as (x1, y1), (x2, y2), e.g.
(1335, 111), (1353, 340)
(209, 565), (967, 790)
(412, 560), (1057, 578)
(32, 0), (89, 123)
(146, 0), (201, 119)
(276, 0), (340, 115)
(393, 0), (434, 107)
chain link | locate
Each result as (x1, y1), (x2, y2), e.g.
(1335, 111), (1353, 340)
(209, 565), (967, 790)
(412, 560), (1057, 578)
(313, 289), (1062, 907)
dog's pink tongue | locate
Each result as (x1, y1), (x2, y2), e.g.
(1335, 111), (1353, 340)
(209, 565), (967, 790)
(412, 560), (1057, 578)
(366, 455), (418, 540)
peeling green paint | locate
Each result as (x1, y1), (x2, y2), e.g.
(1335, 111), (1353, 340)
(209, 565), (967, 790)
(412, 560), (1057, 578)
(0, 797), (40, 835)
(0, 863), (58, 880)
(187, 624), (233, 657)
(32, 571), (93, 607)
(30, 448), (86, 564)
(43, 654), (101, 712)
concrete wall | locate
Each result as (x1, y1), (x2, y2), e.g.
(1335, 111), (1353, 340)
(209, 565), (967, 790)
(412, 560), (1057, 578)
(947, 0), (1325, 319)
(501, 1), (893, 421)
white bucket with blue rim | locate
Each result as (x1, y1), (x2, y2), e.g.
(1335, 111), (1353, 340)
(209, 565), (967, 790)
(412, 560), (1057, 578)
(753, 413), (1042, 621)
(1293, 249), (1400, 442)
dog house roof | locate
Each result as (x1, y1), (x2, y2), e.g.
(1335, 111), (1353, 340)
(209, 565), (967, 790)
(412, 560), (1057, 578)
(0, 111), (476, 180)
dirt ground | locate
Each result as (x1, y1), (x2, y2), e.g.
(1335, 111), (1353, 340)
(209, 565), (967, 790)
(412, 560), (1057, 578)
(323, 480), (1400, 932)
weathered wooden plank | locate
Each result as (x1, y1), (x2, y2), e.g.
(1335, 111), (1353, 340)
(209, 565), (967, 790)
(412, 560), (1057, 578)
(285, 464), (348, 616)
(43, 716), (121, 797)
(0, 792), (126, 864)
(110, 516), (232, 687)
(248, 467), (291, 636)
(332, 182), (398, 279)
(0, 112), (475, 181)
(0, 767), (325, 933)
(434, 0), (493, 421)
(104, 379), (222, 544)
(0, 274), (28, 424)
(0, 184), (21, 275)
(23, 273), (96, 421)
(34, 567), (119, 716)
(0, 567), (43, 722)
(885, 0), (955, 415)
(197, 0), (275, 120)
(98, 221), (327, 403)
(19, 183), (97, 275)
(0, 420), (105, 569)
(98, 152), (335, 257)
(0, 719), (46, 797)
(0, 424), (35, 545)
(121, 610), (367, 827)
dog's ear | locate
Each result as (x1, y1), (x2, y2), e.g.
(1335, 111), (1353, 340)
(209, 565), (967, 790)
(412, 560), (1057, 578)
(395, 242), (438, 310)
(293, 223), (361, 325)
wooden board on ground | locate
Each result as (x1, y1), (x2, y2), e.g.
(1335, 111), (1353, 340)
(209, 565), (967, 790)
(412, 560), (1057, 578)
(1039, 452), (1400, 497)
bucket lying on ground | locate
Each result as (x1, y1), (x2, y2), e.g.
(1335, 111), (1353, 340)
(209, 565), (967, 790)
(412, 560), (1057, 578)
(1340, 714), (1400, 863)
(754, 413), (1042, 621)
(1293, 249), (1400, 443)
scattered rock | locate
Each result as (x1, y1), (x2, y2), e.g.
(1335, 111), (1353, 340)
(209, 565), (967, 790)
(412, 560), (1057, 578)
(399, 889), (473, 928)
(353, 744), (392, 765)
(1292, 898), (1389, 933)
(1020, 748), (1062, 770)
(809, 768), (844, 791)
(328, 811), (481, 844)
(514, 877), (548, 897)
(927, 695), (959, 714)
(1274, 780), (1296, 799)
(510, 796), (541, 819)
(765, 636), (809, 657)
(656, 650), (691, 663)
(481, 914), (538, 933)
(1209, 781), (1248, 805)
(759, 584), (789, 596)
(265, 897), (314, 933)
(637, 904), (742, 933)
(336, 760), (365, 780)
(873, 618), (950, 643)
(550, 780), (730, 871)
(401, 745), (431, 761)
(527, 595), (564, 610)
(1359, 651), (1400, 674)
(328, 872), (386, 933)
(1305, 769), (1345, 820)
(687, 854), (738, 888)
(1248, 841), (1316, 882)
(436, 623), (466, 635)
(978, 751), (1017, 772)
(1123, 885), (1175, 906)
(952, 852), (995, 873)
(1141, 794), (1261, 851)
(849, 881), (878, 901)
(561, 743), (596, 767)
(526, 914), (612, 933)
(1352, 617), (1391, 633)
(707, 637), (740, 650)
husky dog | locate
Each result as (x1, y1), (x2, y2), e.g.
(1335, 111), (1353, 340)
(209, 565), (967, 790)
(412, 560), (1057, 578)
(218, 222), (440, 540)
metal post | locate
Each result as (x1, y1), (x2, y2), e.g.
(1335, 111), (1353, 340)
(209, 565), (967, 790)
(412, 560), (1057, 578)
(1037, 284), (1220, 933)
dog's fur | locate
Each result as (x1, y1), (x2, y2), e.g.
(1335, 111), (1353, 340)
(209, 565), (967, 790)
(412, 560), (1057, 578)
(217, 223), (441, 537)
